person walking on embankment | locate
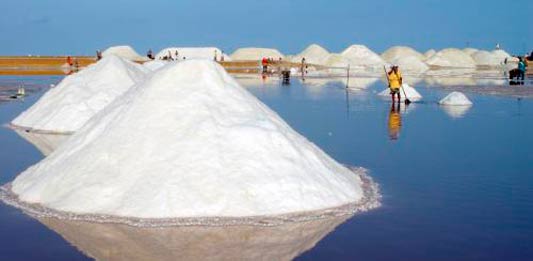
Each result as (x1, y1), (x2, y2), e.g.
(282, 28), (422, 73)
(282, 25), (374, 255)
(387, 65), (403, 104)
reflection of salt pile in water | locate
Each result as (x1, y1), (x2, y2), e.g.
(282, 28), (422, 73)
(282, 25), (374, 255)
(439, 91), (473, 106)
(439, 92), (473, 118)
(425, 48), (476, 68)
(13, 130), (70, 156)
(381, 46), (429, 73)
(424, 69), (477, 86)
(9, 60), (377, 221)
(37, 215), (349, 261)
(341, 45), (386, 69)
(378, 84), (422, 102)
(155, 47), (230, 61)
(291, 44), (330, 65)
(11, 56), (149, 133)
(231, 47), (285, 60)
(142, 60), (167, 71)
(102, 45), (149, 62)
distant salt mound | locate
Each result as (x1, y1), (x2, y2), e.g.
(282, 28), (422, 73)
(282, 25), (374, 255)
(472, 50), (504, 67)
(491, 49), (511, 61)
(389, 56), (429, 73)
(341, 45), (386, 68)
(425, 48), (476, 68)
(10, 60), (372, 219)
(291, 44), (330, 65)
(230, 48), (285, 61)
(11, 56), (149, 133)
(424, 49), (436, 60)
(102, 45), (149, 62)
(463, 48), (479, 56)
(378, 84), (422, 102)
(324, 53), (351, 68)
(381, 46), (425, 62)
(155, 47), (230, 61)
(142, 60), (167, 71)
(439, 91), (473, 106)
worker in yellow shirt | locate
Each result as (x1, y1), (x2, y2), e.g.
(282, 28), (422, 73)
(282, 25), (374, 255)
(388, 65), (403, 104)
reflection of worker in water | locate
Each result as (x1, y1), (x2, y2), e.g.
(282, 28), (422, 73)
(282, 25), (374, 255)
(388, 103), (402, 140)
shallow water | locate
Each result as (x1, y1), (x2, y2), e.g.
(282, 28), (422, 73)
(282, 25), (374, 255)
(1, 75), (532, 260)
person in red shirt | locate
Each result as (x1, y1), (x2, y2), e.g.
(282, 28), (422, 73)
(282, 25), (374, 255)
(261, 57), (268, 73)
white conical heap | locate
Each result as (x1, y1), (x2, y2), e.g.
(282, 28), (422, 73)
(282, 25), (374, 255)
(439, 91), (473, 106)
(155, 47), (231, 61)
(230, 48), (285, 60)
(291, 44), (330, 64)
(381, 46), (425, 62)
(102, 45), (149, 62)
(11, 60), (365, 219)
(341, 45), (386, 68)
(11, 56), (149, 133)
(425, 48), (476, 68)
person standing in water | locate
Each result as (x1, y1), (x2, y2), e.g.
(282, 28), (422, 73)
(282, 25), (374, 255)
(388, 65), (403, 103)
(518, 57), (527, 84)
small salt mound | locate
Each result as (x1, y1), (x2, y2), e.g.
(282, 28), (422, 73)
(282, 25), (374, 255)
(463, 48), (479, 56)
(389, 56), (429, 73)
(378, 84), (422, 102)
(439, 91), (473, 106)
(472, 50), (504, 67)
(290, 44), (330, 65)
(102, 45), (149, 62)
(11, 60), (367, 219)
(341, 45), (386, 68)
(324, 53), (351, 68)
(424, 49), (436, 60)
(142, 60), (167, 71)
(425, 48), (476, 68)
(11, 56), (149, 133)
(155, 47), (230, 61)
(230, 48), (285, 61)
(381, 46), (425, 62)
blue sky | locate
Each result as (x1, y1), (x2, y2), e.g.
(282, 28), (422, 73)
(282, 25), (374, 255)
(1, 0), (531, 56)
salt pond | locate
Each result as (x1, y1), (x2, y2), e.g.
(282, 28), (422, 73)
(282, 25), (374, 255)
(0, 73), (532, 260)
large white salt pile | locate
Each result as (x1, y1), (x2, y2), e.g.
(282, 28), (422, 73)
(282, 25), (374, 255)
(341, 45), (386, 68)
(142, 60), (167, 71)
(424, 49), (436, 60)
(10, 60), (370, 219)
(230, 48), (285, 61)
(381, 46), (425, 62)
(472, 50), (504, 67)
(155, 47), (230, 61)
(425, 48), (476, 68)
(11, 56), (149, 133)
(381, 46), (428, 73)
(492, 49), (511, 61)
(290, 44), (330, 65)
(102, 45), (149, 62)
(439, 91), (473, 106)
(324, 53), (351, 68)
(463, 48), (479, 56)
(378, 84), (422, 102)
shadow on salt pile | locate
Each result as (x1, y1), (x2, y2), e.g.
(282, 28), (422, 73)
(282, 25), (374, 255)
(12, 129), (70, 156)
(35, 215), (351, 261)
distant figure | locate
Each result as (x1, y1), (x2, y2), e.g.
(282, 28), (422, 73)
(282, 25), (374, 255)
(518, 57), (527, 84)
(528, 51), (533, 61)
(221, 51), (225, 62)
(387, 65), (403, 104)
(301, 57), (306, 75)
(183, 57), (187, 60)
(168, 51), (173, 61)
(495, 43), (501, 50)
(262, 57), (268, 73)
(175, 51), (179, 60)
(73, 58), (79, 71)
(214, 50), (218, 61)
(96, 50), (102, 61)
(66, 56), (73, 66)
(147, 49), (154, 59)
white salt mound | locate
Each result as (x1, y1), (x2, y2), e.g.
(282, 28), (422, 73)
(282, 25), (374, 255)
(472, 50), (504, 67)
(463, 48), (479, 56)
(389, 56), (429, 73)
(11, 60), (364, 218)
(381, 46), (425, 62)
(142, 60), (167, 71)
(439, 91), (473, 106)
(324, 53), (351, 68)
(11, 56), (149, 133)
(341, 45), (386, 68)
(155, 47), (230, 61)
(378, 84), (422, 102)
(424, 49), (436, 60)
(230, 48), (285, 61)
(425, 48), (476, 68)
(102, 45), (149, 62)
(290, 44), (330, 65)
